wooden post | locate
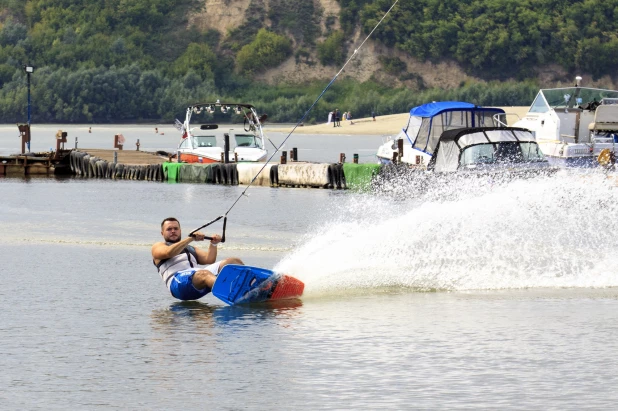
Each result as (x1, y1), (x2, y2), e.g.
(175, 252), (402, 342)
(18, 124), (30, 154)
(339, 153), (346, 163)
(292, 147), (298, 161)
(280, 150), (287, 164)
(353, 154), (359, 164)
(114, 134), (124, 150)
(55, 130), (67, 155)
(397, 139), (404, 163)
(223, 133), (230, 163)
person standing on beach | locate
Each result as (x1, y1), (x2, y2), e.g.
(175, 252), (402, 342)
(333, 109), (339, 127)
(327, 111), (333, 124)
(372, 110), (376, 121)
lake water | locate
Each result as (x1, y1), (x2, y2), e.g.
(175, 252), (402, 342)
(0, 123), (386, 164)
(2, 126), (618, 409)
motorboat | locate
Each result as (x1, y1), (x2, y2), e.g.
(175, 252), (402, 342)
(513, 78), (618, 167)
(376, 102), (506, 166)
(374, 127), (556, 193)
(427, 126), (554, 174)
(176, 101), (268, 163)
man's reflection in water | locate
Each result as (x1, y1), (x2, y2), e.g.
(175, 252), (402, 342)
(150, 299), (304, 335)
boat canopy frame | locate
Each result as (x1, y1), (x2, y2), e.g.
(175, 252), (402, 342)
(402, 102), (505, 155)
(429, 126), (545, 172)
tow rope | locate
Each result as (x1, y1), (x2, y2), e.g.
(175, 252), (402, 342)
(190, 0), (400, 240)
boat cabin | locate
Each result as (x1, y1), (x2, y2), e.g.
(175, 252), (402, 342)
(428, 127), (550, 172)
(518, 87), (618, 144)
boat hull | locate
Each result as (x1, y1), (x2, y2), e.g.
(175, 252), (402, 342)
(177, 151), (267, 164)
(178, 153), (219, 164)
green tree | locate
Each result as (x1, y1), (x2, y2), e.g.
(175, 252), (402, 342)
(235, 29), (292, 75)
(171, 43), (216, 81)
(317, 31), (345, 66)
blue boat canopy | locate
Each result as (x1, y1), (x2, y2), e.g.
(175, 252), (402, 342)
(410, 101), (504, 117)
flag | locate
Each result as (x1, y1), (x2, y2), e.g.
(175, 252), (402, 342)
(174, 118), (187, 139)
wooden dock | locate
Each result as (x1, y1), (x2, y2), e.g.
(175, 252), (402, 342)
(0, 154), (54, 176)
(79, 149), (167, 165)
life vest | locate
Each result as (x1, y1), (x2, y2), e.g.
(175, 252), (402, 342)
(154, 243), (198, 289)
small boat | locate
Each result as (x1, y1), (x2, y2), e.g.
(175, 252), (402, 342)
(513, 77), (618, 167)
(374, 126), (556, 192)
(176, 101), (268, 163)
(427, 126), (554, 174)
(376, 101), (506, 166)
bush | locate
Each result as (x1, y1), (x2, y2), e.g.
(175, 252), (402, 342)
(379, 56), (407, 75)
(235, 29), (292, 76)
(317, 31), (345, 66)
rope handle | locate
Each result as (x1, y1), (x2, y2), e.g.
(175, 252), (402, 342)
(188, 215), (227, 243)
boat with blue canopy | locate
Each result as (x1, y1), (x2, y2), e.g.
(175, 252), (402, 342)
(376, 101), (506, 166)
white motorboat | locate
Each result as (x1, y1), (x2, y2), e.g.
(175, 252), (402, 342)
(374, 126), (556, 193)
(376, 101), (506, 167)
(427, 126), (554, 174)
(513, 78), (618, 167)
(176, 101), (268, 163)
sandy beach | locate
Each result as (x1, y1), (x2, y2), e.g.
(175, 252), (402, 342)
(267, 106), (530, 136)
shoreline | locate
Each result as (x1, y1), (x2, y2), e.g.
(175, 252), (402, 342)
(0, 107), (530, 138)
(264, 106), (529, 136)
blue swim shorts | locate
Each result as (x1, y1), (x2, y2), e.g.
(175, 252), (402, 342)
(169, 262), (222, 301)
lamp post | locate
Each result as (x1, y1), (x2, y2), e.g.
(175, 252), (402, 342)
(24, 65), (34, 152)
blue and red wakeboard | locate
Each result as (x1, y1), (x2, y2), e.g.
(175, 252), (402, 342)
(212, 264), (304, 305)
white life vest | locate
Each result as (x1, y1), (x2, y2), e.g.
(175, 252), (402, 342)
(154, 244), (198, 290)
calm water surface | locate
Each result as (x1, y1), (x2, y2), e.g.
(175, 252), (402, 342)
(0, 123), (385, 163)
(2, 128), (618, 409)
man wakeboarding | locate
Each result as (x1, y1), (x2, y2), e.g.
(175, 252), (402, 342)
(152, 217), (243, 301)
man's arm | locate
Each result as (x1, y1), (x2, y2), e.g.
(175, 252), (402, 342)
(193, 234), (222, 265)
(151, 236), (195, 263)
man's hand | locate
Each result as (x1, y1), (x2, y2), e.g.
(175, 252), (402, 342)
(191, 231), (206, 241)
(210, 234), (222, 245)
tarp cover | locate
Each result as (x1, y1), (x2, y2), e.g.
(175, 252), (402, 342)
(409, 103), (505, 155)
(410, 102), (477, 117)
(343, 163), (381, 191)
(162, 162), (182, 182)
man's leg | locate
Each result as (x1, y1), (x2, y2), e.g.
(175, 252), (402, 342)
(219, 257), (244, 271)
(191, 257), (244, 289)
(192, 270), (217, 290)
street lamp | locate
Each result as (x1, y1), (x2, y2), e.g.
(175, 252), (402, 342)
(24, 65), (34, 152)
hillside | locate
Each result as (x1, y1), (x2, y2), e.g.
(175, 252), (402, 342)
(184, 0), (618, 90)
(185, 0), (498, 89)
(0, 0), (617, 123)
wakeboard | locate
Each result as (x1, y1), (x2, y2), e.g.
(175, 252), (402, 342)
(212, 264), (304, 305)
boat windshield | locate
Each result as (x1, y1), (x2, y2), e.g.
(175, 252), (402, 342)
(538, 87), (618, 110)
(194, 135), (217, 147)
(460, 142), (545, 166)
(235, 134), (260, 148)
(519, 142), (545, 161)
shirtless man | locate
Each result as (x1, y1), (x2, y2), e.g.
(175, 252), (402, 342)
(152, 217), (243, 300)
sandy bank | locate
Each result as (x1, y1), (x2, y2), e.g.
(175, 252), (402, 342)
(265, 107), (530, 136)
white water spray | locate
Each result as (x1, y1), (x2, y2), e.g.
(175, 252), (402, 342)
(275, 171), (618, 295)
